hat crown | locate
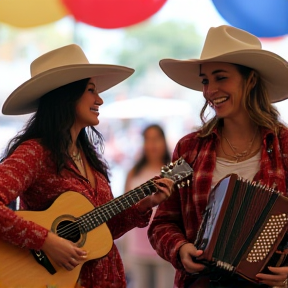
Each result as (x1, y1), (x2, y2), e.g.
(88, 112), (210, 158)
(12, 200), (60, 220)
(30, 44), (89, 77)
(200, 25), (262, 59)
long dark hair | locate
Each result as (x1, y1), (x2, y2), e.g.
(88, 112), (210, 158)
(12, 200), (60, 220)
(3, 78), (110, 181)
(132, 124), (170, 176)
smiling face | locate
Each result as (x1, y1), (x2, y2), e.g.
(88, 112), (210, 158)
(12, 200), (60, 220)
(200, 62), (247, 120)
(74, 76), (103, 129)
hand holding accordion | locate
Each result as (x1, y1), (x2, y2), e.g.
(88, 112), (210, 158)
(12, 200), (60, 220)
(194, 174), (288, 283)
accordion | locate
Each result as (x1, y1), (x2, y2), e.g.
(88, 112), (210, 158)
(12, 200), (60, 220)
(194, 173), (288, 283)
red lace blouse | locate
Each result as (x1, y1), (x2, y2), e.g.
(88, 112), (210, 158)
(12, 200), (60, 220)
(0, 139), (151, 287)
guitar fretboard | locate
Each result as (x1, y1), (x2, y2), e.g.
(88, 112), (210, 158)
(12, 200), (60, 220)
(78, 180), (157, 232)
(57, 157), (192, 239)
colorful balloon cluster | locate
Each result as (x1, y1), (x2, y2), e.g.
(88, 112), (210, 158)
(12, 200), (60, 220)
(1, 0), (286, 38)
(0, 0), (167, 29)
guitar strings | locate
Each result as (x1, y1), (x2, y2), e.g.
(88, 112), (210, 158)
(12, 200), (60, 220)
(57, 181), (155, 238)
(57, 170), (190, 239)
(57, 168), (190, 238)
(56, 180), (157, 239)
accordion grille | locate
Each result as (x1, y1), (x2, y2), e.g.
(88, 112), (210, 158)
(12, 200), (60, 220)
(247, 214), (288, 262)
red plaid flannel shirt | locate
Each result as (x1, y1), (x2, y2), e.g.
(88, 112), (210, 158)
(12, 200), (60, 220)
(148, 126), (288, 288)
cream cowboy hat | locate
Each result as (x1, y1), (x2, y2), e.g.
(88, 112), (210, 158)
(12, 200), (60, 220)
(159, 25), (288, 103)
(2, 44), (134, 115)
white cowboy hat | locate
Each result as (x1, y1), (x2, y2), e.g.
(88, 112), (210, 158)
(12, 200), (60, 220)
(2, 44), (134, 115)
(159, 25), (288, 103)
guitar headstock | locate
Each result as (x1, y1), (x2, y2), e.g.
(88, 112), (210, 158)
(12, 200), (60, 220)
(161, 157), (193, 188)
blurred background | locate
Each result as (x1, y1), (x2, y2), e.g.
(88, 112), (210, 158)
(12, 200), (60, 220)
(1, 0), (288, 197)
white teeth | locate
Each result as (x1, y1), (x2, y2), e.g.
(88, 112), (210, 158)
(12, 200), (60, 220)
(213, 97), (228, 105)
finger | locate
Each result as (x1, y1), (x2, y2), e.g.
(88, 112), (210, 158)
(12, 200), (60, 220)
(194, 249), (204, 257)
(62, 262), (75, 271)
(154, 178), (174, 189)
(184, 245), (203, 257)
(268, 266), (288, 273)
(76, 248), (88, 258)
(69, 257), (79, 267)
(256, 273), (287, 287)
(182, 259), (206, 273)
(180, 243), (202, 257)
(180, 247), (205, 273)
(155, 181), (173, 195)
(153, 186), (171, 199)
(256, 272), (287, 281)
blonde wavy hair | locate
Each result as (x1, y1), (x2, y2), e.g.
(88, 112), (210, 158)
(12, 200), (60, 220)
(198, 64), (283, 137)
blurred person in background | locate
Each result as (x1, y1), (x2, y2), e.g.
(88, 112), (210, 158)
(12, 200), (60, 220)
(122, 124), (176, 288)
(0, 44), (174, 288)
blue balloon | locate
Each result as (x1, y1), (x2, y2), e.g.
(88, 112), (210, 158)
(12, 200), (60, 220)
(212, 0), (288, 37)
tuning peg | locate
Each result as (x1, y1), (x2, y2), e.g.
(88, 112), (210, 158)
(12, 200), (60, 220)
(168, 162), (174, 169)
(177, 182), (186, 189)
(161, 165), (169, 173)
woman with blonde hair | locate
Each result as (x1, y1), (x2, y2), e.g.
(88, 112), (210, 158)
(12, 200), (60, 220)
(148, 25), (288, 288)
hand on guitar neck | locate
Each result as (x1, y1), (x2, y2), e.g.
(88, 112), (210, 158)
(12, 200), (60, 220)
(136, 177), (174, 213)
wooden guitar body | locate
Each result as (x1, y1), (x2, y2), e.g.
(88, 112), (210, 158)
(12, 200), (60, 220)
(0, 192), (113, 288)
(0, 157), (192, 288)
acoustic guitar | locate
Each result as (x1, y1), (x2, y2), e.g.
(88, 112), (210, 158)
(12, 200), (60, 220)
(0, 157), (192, 288)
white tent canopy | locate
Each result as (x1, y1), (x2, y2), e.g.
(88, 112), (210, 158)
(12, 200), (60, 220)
(100, 96), (193, 119)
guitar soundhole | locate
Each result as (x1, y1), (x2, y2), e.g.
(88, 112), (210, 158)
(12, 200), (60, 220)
(56, 220), (81, 243)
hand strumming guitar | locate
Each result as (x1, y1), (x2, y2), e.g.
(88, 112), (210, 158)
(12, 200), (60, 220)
(41, 232), (87, 271)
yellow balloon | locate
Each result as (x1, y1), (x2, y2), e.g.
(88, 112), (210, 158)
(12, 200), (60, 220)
(0, 0), (69, 28)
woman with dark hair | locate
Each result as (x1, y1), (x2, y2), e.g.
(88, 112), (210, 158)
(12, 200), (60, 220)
(0, 44), (173, 288)
(130, 124), (171, 177)
(122, 124), (175, 288)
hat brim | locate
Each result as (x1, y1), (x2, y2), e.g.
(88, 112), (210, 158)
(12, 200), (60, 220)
(2, 64), (134, 115)
(159, 49), (288, 103)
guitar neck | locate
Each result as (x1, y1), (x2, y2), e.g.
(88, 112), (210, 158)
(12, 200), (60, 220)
(77, 157), (193, 234)
(79, 179), (157, 233)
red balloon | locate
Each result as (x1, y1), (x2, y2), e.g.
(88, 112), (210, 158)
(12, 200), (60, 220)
(260, 36), (285, 42)
(61, 0), (167, 28)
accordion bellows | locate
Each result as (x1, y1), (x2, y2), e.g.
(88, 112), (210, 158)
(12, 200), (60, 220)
(194, 173), (288, 283)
